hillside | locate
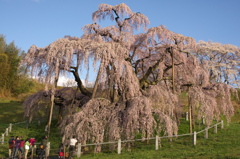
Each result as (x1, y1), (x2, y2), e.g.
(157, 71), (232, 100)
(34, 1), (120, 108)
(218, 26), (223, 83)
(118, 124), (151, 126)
(0, 96), (240, 158)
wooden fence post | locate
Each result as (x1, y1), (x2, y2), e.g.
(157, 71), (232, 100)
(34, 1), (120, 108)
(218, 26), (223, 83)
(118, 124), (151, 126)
(46, 142), (50, 157)
(6, 128), (8, 136)
(77, 143), (81, 158)
(193, 131), (196, 145)
(202, 116), (205, 125)
(214, 125), (217, 134)
(117, 139), (121, 154)
(2, 134), (4, 144)
(221, 120), (224, 129)
(155, 135), (159, 150)
(204, 128), (208, 139)
(9, 123), (12, 132)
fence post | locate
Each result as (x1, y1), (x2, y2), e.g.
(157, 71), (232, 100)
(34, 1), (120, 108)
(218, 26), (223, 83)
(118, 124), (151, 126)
(2, 134), (4, 144)
(193, 131), (196, 145)
(214, 125), (217, 133)
(155, 135), (159, 150)
(221, 120), (224, 129)
(204, 128), (208, 139)
(202, 116), (205, 125)
(117, 139), (121, 154)
(77, 143), (81, 158)
(9, 123), (12, 132)
(46, 142), (50, 157)
(186, 112), (188, 121)
(6, 128), (8, 136)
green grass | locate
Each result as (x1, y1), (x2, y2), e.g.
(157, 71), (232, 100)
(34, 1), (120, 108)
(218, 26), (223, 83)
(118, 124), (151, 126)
(0, 100), (240, 158)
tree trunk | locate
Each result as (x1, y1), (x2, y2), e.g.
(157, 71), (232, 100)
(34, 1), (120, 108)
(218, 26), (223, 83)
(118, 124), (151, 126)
(92, 62), (103, 99)
(71, 69), (92, 97)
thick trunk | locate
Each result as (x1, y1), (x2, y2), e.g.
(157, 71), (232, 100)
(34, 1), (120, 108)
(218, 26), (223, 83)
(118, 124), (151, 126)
(71, 69), (92, 98)
(139, 59), (162, 89)
(92, 62), (103, 99)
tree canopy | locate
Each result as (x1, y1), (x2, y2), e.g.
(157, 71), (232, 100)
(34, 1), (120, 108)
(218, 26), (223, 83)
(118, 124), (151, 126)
(21, 3), (239, 151)
(0, 35), (33, 97)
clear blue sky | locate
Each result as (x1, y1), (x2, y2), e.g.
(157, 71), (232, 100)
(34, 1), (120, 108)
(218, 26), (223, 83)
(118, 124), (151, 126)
(1, 0), (240, 53)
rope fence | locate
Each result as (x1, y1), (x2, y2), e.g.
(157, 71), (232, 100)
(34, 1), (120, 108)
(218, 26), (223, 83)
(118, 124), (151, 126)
(54, 120), (224, 158)
(0, 121), (25, 144)
(1, 120), (224, 158)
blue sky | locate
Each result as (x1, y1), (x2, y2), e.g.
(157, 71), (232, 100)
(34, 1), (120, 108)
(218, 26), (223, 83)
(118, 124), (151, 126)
(1, 0), (240, 85)
(1, 0), (240, 53)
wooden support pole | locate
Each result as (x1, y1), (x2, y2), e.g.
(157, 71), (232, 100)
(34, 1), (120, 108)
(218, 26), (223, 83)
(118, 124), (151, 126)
(46, 142), (50, 157)
(202, 116), (205, 125)
(117, 139), (121, 154)
(77, 143), (81, 158)
(186, 112), (188, 121)
(155, 135), (159, 150)
(204, 128), (208, 139)
(9, 123), (12, 132)
(214, 125), (217, 134)
(221, 120), (224, 129)
(193, 131), (196, 145)
(6, 128), (8, 136)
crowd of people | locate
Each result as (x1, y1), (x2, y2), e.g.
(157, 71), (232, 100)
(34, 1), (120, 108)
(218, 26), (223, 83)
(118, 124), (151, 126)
(8, 135), (78, 159)
(8, 136), (47, 159)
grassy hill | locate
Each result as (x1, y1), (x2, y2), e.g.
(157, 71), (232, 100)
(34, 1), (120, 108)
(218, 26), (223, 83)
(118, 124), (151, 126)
(0, 98), (240, 158)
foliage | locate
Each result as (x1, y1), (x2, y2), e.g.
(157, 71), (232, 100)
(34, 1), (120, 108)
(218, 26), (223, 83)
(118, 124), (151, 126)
(0, 35), (34, 98)
(196, 41), (240, 87)
(21, 3), (239, 152)
(22, 87), (90, 122)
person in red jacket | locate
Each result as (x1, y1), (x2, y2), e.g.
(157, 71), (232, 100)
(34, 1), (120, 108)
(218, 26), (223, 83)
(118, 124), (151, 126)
(8, 136), (15, 158)
(19, 137), (25, 157)
(29, 137), (36, 153)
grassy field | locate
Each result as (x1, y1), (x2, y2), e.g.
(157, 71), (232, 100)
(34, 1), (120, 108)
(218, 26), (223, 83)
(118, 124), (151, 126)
(0, 99), (240, 158)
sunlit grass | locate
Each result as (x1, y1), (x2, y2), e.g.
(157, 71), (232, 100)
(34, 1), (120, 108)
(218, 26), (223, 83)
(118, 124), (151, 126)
(0, 100), (240, 158)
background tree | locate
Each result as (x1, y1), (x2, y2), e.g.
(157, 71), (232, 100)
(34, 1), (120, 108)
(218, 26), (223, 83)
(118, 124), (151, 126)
(195, 41), (240, 86)
(0, 35), (33, 97)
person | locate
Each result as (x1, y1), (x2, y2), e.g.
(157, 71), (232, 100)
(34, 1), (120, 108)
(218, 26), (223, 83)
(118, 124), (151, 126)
(41, 136), (48, 148)
(19, 137), (25, 157)
(37, 136), (48, 159)
(8, 136), (15, 158)
(58, 143), (64, 158)
(24, 138), (30, 159)
(29, 137), (36, 149)
(69, 136), (78, 158)
(29, 137), (36, 146)
(29, 137), (36, 154)
(12, 136), (20, 159)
